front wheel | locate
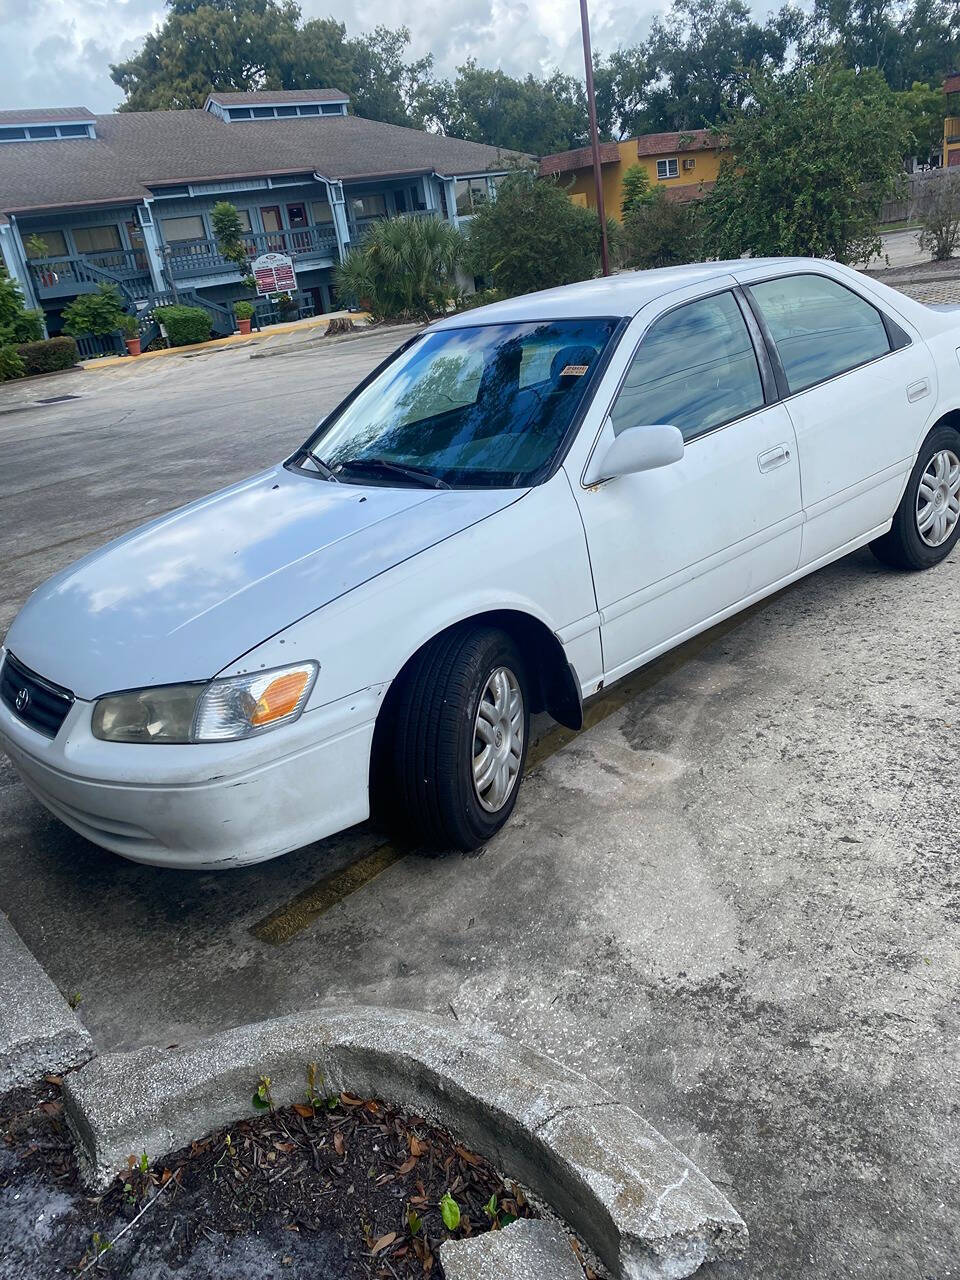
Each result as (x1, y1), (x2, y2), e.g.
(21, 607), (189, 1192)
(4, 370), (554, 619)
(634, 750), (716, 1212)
(870, 424), (960, 570)
(383, 626), (530, 851)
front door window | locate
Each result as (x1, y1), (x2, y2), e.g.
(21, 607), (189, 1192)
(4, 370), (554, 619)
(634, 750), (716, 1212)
(260, 206), (284, 251)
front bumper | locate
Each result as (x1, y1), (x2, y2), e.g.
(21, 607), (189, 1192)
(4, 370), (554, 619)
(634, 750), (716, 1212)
(0, 682), (380, 869)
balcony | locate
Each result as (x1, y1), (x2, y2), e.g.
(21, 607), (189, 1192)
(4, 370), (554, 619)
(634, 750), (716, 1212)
(163, 224), (339, 281)
(28, 249), (153, 301)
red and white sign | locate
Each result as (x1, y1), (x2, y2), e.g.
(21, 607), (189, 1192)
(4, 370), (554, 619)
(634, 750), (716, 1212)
(252, 252), (297, 296)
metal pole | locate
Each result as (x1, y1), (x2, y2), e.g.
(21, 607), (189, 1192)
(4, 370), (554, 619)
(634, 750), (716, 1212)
(579, 0), (610, 276)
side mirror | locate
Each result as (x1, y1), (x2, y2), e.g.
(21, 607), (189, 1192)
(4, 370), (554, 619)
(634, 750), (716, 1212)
(584, 423), (685, 485)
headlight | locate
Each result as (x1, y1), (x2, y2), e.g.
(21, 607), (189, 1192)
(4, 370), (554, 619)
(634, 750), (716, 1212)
(91, 662), (318, 744)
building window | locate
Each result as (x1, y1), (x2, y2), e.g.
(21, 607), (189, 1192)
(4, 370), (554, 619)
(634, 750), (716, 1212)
(320, 104), (341, 115)
(234, 209), (253, 231)
(29, 126), (57, 139)
(310, 200), (334, 224)
(229, 108), (252, 119)
(0, 127), (27, 141)
(276, 105), (297, 117)
(25, 230), (68, 258)
(656, 157), (679, 179)
(58, 124), (90, 137)
(455, 178), (490, 216)
(73, 225), (123, 253)
(300, 104), (320, 115)
(252, 106), (274, 118)
(162, 215), (206, 242)
(350, 194), (387, 219)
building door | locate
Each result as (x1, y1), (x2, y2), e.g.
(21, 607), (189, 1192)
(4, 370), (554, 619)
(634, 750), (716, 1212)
(125, 221), (148, 273)
(286, 203), (309, 254)
(260, 206), (283, 252)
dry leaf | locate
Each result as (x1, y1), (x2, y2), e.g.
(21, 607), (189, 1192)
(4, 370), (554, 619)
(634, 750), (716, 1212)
(333, 1132), (345, 1156)
(160, 1169), (173, 1185)
(397, 1155), (418, 1175)
(409, 1135), (428, 1157)
(39, 1101), (62, 1118)
(454, 1145), (482, 1166)
(340, 1093), (364, 1107)
(371, 1231), (397, 1255)
(43, 1074), (63, 1087)
(364, 1100), (381, 1114)
(292, 1103), (314, 1118)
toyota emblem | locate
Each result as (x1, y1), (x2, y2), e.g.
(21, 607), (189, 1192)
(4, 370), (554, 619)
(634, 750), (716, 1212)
(14, 686), (29, 714)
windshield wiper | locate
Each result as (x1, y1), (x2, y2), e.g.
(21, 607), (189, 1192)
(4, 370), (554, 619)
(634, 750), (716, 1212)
(334, 457), (450, 489)
(303, 449), (340, 481)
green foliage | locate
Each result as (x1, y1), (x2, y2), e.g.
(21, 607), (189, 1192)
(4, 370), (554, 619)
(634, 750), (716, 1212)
(623, 187), (702, 268)
(918, 173), (960, 261)
(0, 347), (26, 383)
(14, 337), (79, 375)
(621, 164), (654, 218)
(895, 81), (947, 163)
(61, 284), (129, 337)
(251, 1074), (274, 1111)
(212, 201), (249, 271)
(119, 314), (140, 339)
(25, 234), (52, 260)
(233, 300), (256, 320)
(406, 1206), (423, 1235)
(154, 304), (213, 346)
(440, 1191), (461, 1231)
(466, 171), (603, 298)
(0, 274), (44, 345)
(703, 65), (912, 264)
(334, 216), (464, 320)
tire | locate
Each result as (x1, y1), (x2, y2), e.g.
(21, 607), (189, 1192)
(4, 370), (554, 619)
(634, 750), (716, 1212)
(378, 625), (530, 851)
(870, 424), (960, 571)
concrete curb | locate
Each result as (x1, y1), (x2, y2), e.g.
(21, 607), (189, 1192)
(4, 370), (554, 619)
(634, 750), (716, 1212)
(248, 321), (419, 360)
(441, 1217), (585, 1278)
(0, 912), (93, 1091)
(64, 1005), (746, 1279)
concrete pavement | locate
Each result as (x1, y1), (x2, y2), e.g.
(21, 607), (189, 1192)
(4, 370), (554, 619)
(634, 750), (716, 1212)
(1, 311), (959, 1278)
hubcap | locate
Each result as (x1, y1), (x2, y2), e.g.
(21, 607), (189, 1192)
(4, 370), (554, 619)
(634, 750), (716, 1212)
(917, 449), (960, 547)
(472, 666), (523, 813)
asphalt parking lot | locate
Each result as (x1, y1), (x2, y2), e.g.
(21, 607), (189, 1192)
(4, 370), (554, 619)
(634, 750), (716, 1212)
(1, 321), (959, 1278)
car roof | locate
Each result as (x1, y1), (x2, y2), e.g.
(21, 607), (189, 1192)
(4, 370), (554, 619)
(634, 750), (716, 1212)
(429, 258), (803, 328)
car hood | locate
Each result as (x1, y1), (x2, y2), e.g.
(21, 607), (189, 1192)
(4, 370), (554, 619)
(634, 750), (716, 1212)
(5, 465), (519, 699)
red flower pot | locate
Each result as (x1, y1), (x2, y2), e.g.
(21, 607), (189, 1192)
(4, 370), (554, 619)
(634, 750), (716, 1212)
(237, 317), (252, 335)
(125, 337), (141, 357)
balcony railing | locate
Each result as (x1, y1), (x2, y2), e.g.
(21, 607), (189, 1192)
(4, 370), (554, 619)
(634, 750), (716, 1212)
(163, 223), (339, 280)
(28, 250), (152, 300)
(347, 209), (441, 241)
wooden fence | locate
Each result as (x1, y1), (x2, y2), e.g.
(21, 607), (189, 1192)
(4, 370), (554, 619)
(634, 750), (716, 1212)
(879, 169), (954, 225)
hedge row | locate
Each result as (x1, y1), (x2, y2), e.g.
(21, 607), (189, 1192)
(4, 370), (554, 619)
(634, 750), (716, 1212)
(0, 336), (79, 382)
(154, 304), (212, 347)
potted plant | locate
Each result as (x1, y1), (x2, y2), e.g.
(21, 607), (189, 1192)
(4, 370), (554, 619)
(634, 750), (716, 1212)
(120, 313), (141, 357)
(234, 300), (255, 335)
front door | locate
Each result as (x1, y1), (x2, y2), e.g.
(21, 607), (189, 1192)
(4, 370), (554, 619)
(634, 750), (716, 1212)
(260, 206), (283, 252)
(737, 268), (939, 566)
(567, 287), (803, 682)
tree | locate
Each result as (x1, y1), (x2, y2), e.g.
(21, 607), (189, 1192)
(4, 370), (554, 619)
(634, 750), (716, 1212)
(620, 164), (654, 217)
(211, 201), (249, 270)
(895, 81), (947, 165)
(918, 173), (960, 260)
(334, 216), (464, 320)
(422, 61), (588, 155)
(61, 284), (130, 337)
(703, 65), (911, 264)
(465, 171), (603, 297)
(623, 188), (702, 268)
(0, 274), (43, 345)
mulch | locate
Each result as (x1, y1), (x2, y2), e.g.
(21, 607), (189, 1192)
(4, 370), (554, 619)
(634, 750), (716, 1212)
(0, 1074), (582, 1279)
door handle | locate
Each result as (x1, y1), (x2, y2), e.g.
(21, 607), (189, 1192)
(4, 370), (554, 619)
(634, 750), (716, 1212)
(907, 379), (930, 403)
(758, 443), (792, 473)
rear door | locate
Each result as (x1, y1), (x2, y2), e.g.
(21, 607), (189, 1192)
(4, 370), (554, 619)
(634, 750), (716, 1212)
(736, 268), (938, 567)
(565, 284), (803, 682)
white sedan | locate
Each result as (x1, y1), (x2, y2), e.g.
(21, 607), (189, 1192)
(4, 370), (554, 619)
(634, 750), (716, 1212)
(2, 258), (959, 868)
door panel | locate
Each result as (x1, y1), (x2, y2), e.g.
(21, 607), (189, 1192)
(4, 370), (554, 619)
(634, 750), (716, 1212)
(572, 405), (801, 679)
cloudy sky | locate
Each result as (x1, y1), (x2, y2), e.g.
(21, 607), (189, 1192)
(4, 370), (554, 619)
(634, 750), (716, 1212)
(0, 0), (661, 113)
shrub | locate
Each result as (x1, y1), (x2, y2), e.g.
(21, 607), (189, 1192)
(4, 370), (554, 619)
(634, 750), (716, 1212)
(211, 201), (250, 271)
(620, 164), (654, 218)
(14, 336), (79, 375)
(61, 283), (128, 337)
(622, 188), (702, 269)
(154, 304), (212, 346)
(0, 274), (44, 345)
(334, 216), (464, 321)
(0, 346), (26, 382)
(119, 314), (140, 339)
(233, 300), (255, 320)
(918, 173), (960, 262)
(466, 171), (602, 297)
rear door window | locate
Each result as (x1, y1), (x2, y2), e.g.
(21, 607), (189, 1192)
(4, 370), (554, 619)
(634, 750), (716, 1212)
(748, 274), (891, 394)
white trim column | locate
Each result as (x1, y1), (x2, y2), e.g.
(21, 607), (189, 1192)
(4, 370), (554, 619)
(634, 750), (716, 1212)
(136, 201), (166, 294)
(316, 175), (350, 260)
(441, 177), (459, 227)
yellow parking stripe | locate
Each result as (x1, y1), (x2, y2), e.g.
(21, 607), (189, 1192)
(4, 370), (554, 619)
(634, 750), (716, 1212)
(251, 592), (783, 945)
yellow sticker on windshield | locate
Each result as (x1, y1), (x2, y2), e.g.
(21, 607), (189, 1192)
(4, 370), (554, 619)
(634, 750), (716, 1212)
(560, 364), (589, 377)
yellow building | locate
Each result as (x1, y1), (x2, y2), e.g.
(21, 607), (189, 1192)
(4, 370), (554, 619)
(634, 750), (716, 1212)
(540, 129), (724, 220)
(944, 74), (960, 168)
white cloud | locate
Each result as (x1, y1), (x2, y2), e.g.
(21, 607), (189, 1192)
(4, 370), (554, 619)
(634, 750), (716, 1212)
(0, 0), (662, 113)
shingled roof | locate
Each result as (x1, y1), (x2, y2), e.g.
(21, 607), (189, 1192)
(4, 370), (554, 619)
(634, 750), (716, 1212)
(206, 89), (348, 105)
(634, 128), (717, 157)
(539, 142), (620, 176)
(0, 106), (96, 124)
(0, 106), (520, 216)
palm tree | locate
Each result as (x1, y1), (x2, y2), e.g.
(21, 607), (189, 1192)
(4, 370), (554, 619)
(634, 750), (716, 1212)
(334, 216), (465, 320)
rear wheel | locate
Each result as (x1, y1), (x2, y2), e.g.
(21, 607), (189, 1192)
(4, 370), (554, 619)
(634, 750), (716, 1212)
(870, 425), (960, 570)
(379, 625), (530, 851)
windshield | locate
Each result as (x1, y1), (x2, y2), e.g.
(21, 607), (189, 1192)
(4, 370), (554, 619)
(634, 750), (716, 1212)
(300, 319), (619, 488)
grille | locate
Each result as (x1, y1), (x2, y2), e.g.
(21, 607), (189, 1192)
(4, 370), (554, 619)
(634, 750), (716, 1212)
(0, 652), (74, 738)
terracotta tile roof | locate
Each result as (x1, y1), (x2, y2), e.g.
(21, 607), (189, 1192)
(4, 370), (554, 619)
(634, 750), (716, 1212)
(635, 128), (718, 157)
(0, 107), (96, 124)
(0, 109), (521, 215)
(539, 142), (620, 176)
(207, 89), (348, 105)
(945, 73), (960, 94)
